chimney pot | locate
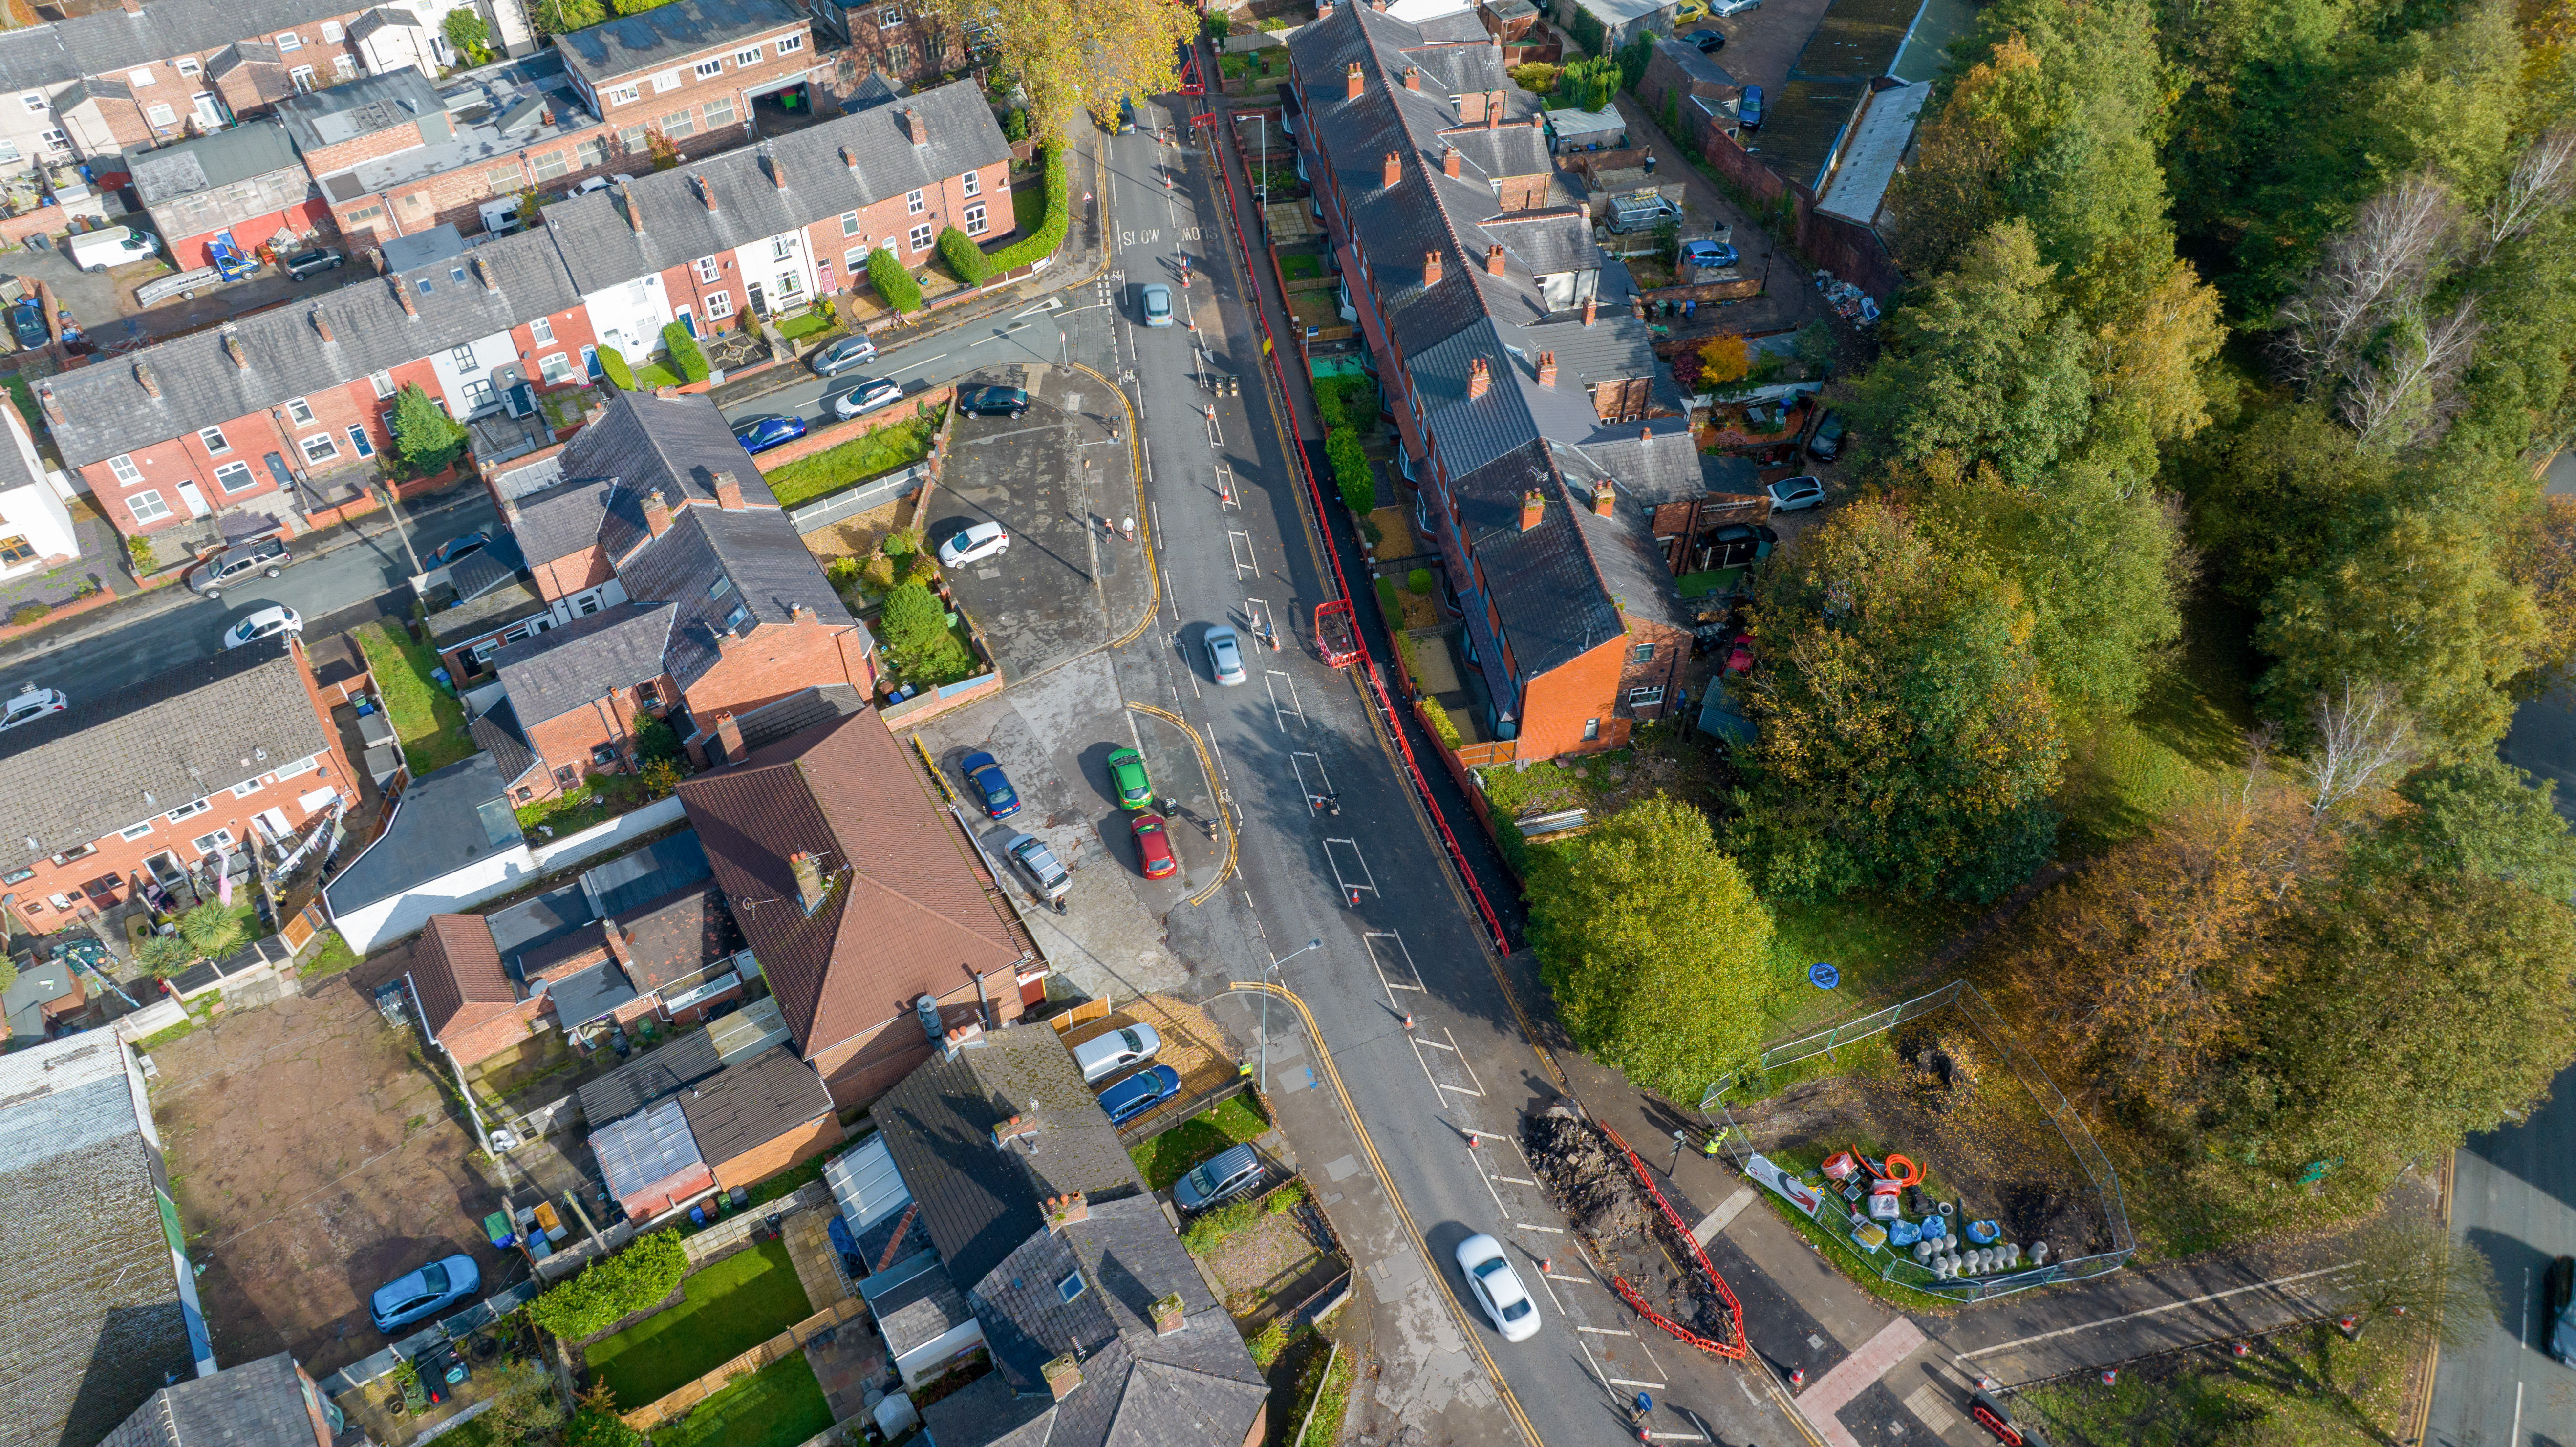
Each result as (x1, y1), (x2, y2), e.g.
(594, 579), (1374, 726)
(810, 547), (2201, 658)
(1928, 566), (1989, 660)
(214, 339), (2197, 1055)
(1382, 150), (1401, 187)
(714, 710), (744, 762)
(788, 850), (829, 914)
(1423, 250), (1443, 286)
(1405, 65), (1420, 91)
(222, 331), (247, 369)
(1151, 1292), (1187, 1336)
(312, 309), (334, 343)
(38, 383), (62, 423)
(1443, 145), (1460, 178)
(644, 488), (673, 537)
(397, 282), (418, 318)
(1485, 243), (1505, 275)
(1047, 1191), (1090, 1230)
(1466, 356), (1490, 400)
(1521, 488), (1545, 531)
(1041, 1355), (1083, 1402)
(1593, 478), (1616, 516)
(1536, 350), (1557, 388)
(1346, 61), (1363, 99)
(1487, 91), (1502, 128)
(695, 174), (717, 212)
(712, 470), (745, 511)
(1583, 295), (1597, 327)
(132, 362), (158, 399)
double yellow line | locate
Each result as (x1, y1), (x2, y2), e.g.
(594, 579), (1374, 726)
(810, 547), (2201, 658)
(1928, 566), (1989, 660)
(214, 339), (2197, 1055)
(1124, 700), (1236, 904)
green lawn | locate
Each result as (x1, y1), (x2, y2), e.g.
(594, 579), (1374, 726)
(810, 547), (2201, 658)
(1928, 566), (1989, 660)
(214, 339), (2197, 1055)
(1129, 1094), (1268, 1192)
(355, 621), (476, 775)
(2055, 592), (2262, 856)
(515, 772), (652, 833)
(1763, 896), (1974, 1036)
(761, 404), (946, 509)
(778, 311), (837, 341)
(1280, 254), (1323, 281)
(652, 1354), (835, 1447)
(633, 360), (683, 389)
(585, 1237), (813, 1410)
(296, 931), (360, 979)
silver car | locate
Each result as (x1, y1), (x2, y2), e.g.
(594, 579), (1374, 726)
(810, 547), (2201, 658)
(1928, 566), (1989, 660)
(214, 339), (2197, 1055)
(1141, 282), (1175, 327)
(1204, 624), (1247, 685)
(1002, 831), (1072, 903)
(1072, 1022), (1162, 1083)
(1766, 475), (1825, 511)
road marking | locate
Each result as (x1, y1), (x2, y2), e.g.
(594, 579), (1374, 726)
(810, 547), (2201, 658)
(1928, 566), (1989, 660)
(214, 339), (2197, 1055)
(1694, 1186), (1755, 1245)
(1955, 1262), (2358, 1360)
(2512, 1380), (2525, 1447)
(1417, 1037), (1459, 1051)
(1209, 738), (1232, 784)
(1578, 1326), (1635, 1337)
(1265, 670), (1303, 731)
(1649, 1434), (1709, 1443)
(1609, 1377), (1666, 1390)
(1547, 1272), (1590, 1283)
(1322, 838), (1377, 901)
(1227, 529), (1258, 579)
(1497, 1174), (1537, 1185)
(1293, 752), (1344, 822)
(1516, 1223), (1566, 1234)
(1447, 1026), (1487, 1095)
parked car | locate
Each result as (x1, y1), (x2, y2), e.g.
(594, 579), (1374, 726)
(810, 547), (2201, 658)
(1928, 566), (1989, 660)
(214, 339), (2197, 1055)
(369, 1254), (480, 1333)
(829, 378), (904, 418)
(1686, 26), (1726, 50)
(1456, 1233), (1542, 1341)
(1679, 238), (1739, 270)
(1203, 624), (1247, 685)
(184, 536), (290, 597)
(957, 384), (1031, 418)
(1711, 523), (1778, 569)
(1140, 282), (1175, 327)
(66, 225), (159, 274)
(1174, 1143), (1266, 1213)
(429, 531), (491, 568)
(1606, 193), (1681, 234)
(1002, 831), (1073, 903)
(1106, 746), (1153, 809)
(2551, 1256), (2576, 1366)
(962, 750), (1020, 819)
(1807, 409), (1846, 460)
(730, 414), (806, 454)
(1073, 1022), (1162, 1083)
(938, 519), (1011, 568)
(221, 605), (304, 649)
(8, 301), (43, 350)
(809, 334), (879, 377)
(571, 172), (639, 197)
(1096, 1064), (1182, 1126)
(1766, 475), (1825, 511)
(1739, 84), (1765, 128)
(282, 248), (346, 280)
(1131, 812), (1178, 879)
(1711, 0), (1761, 14)
(0, 687), (65, 731)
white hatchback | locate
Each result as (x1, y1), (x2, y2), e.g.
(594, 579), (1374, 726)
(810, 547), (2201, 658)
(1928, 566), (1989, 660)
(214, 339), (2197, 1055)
(0, 687), (66, 731)
(222, 605), (304, 649)
(1072, 1022), (1162, 1083)
(939, 520), (1010, 569)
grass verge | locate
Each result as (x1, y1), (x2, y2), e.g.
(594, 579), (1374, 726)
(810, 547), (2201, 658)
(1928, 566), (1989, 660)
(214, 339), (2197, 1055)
(1764, 895), (1973, 1035)
(585, 1237), (812, 1409)
(1129, 1094), (1268, 1192)
(1292, 1340), (1354, 1447)
(2018, 1320), (2409, 1447)
(761, 404), (945, 510)
(355, 621), (475, 775)
(651, 1353), (833, 1447)
(2055, 592), (2262, 856)
(295, 930), (360, 979)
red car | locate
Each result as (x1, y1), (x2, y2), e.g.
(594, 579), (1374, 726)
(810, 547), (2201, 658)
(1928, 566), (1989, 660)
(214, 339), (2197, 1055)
(1132, 813), (1178, 879)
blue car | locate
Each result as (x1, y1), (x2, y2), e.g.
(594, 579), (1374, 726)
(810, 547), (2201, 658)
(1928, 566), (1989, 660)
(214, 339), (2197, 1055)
(962, 750), (1019, 818)
(1096, 1064), (1181, 1126)
(1739, 84), (1764, 128)
(369, 1253), (479, 1334)
(730, 414), (806, 454)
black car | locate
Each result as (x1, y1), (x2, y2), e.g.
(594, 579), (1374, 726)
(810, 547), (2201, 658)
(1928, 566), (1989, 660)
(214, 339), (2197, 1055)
(957, 384), (1030, 419)
(283, 248), (346, 280)
(429, 531), (490, 568)
(1807, 409), (1845, 460)
(1709, 523), (1778, 570)
(183, 535), (290, 597)
(1687, 27), (1725, 49)
(2550, 1255), (2576, 1367)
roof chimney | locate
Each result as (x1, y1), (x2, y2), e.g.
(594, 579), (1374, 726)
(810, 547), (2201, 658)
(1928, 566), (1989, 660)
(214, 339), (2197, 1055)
(1151, 1292), (1187, 1336)
(711, 470), (744, 510)
(1593, 478), (1616, 516)
(132, 362), (158, 399)
(397, 282), (418, 318)
(1405, 65), (1420, 91)
(620, 179), (644, 232)
(222, 330), (247, 369)
(1536, 350), (1556, 388)
(644, 487), (672, 537)
(1423, 249), (1443, 286)
(311, 309), (334, 343)
(1466, 355), (1489, 399)
(904, 106), (928, 146)
(474, 256), (497, 292)
(603, 918), (633, 968)
(1582, 295), (1597, 327)
(695, 174), (717, 212)
(1382, 150), (1401, 186)
(766, 151), (787, 189)
(1345, 61), (1363, 99)
(789, 850), (829, 914)
(943, 1020), (986, 1054)
(1487, 90), (1503, 128)
(1521, 488), (1545, 531)
(1045, 1192), (1090, 1231)
(1042, 1356), (1083, 1402)
(840, 144), (857, 171)
(37, 383), (62, 424)
(1485, 243), (1505, 275)
(713, 710), (744, 762)
(118, 0), (140, 13)
(991, 1112), (1040, 1149)
(1443, 145), (1460, 178)
(789, 601), (813, 623)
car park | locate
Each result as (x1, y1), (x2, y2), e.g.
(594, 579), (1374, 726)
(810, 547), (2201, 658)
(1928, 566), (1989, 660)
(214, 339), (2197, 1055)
(1739, 84), (1765, 127)
(369, 1253), (480, 1333)
(1096, 1064), (1182, 1126)
(1106, 746), (1153, 809)
(1073, 1022), (1163, 1083)
(962, 750), (1020, 818)
(0, 687), (65, 731)
(1687, 27), (1725, 49)
(1174, 1144), (1266, 1213)
(958, 384), (1031, 418)
(1140, 282), (1175, 327)
(1002, 831), (1073, 903)
(1807, 409), (1846, 460)
(1204, 625), (1247, 685)
(1131, 813), (1178, 878)
(1766, 475), (1825, 511)
(222, 606), (304, 649)
(730, 414), (806, 454)
(184, 536), (290, 597)
(429, 531), (490, 568)
(283, 248), (346, 280)
(1456, 1233), (1541, 1341)
(829, 378), (904, 418)
(1679, 238), (1739, 270)
(809, 334), (879, 377)
(938, 520), (1010, 568)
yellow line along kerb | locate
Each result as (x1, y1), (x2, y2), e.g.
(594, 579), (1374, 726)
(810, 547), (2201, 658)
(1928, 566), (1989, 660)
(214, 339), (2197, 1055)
(1124, 701), (1237, 905)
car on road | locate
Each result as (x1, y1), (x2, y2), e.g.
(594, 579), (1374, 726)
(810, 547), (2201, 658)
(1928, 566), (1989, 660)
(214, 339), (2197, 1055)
(1073, 1022), (1163, 1083)
(430, 531), (491, 568)
(283, 248), (346, 280)
(370, 1254), (480, 1334)
(1766, 475), (1825, 511)
(184, 535), (290, 597)
(1140, 282), (1175, 327)
(961, 750), (1020, 819)
(221, 605), (303, 649)
(1686, 26), (1725, 49)
(1679, 238), (1739, 270)
(731, 414), (806, 454)
(1096, 1064), (1181, 1126)
(1174, 1144), (1266, 1213)
(0, 687), (65, 731)
(808, 334), (879, 377)
(8, 301), (43, 350)
(957, 384), (1030, 419)
(1002, 831), (1072, 903)
(1739, 84), (1765, 127)
(1807, 409), (1846, 460)
(1106, 746), (1153, 809)
(571, 172), (639, 197)
(938, 519), (1010, 568)
(1455, 1233), (1541, 1341)
(1204, 624), (1247, 685)
(1131, 812), (1178, 878)
(2552, 1256), (2576, 1366)
(828, 378), (904, 418)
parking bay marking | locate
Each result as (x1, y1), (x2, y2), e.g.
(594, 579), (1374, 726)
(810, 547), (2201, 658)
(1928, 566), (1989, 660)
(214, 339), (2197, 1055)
(1265, 671), (1303, 730)
(1293, 752), (1340, 820)
(1323, 837), (1377, 902)
(1227, 529), (1259, 580)
(1363, 930), (1424, 992)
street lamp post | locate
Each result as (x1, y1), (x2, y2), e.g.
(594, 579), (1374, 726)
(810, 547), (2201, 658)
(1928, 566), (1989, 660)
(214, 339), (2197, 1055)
(1254, 114), (1267, 209)
(1257, 938), (1324, 1090)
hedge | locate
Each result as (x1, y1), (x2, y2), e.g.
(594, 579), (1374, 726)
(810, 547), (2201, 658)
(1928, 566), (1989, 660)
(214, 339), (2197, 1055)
(867, 247), (923, 314)
(661, 321), (709, 382)
(530, 1230), (688, 1341)
(988, 148), (1069, 272)
(1326, 426), (1373, 513)
(937, 225), (997, 286)
(597, 345), (636, 391)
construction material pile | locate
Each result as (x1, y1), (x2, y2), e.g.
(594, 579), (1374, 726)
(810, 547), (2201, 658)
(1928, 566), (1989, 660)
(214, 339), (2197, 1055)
(1524, 1106), (1743, 1353)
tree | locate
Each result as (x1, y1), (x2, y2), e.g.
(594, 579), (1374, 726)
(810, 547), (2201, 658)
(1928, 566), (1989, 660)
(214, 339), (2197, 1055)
(530, 1230), (687, 1340)
(879, 581), (975, 685)
(2350, 756), (2576, 902)
(2510, 495), (2576, 689)
(442, 8), (492, 65)
(389, 383), (469, 476)
(1791, 320), (1836, 378)
(566, 1386), (642, 1447)
(475, 1361), (565, 1441)
(2299, 678), (2420, 823)
(137, 934), (193, 978)
(531, 0), (606, 34)
(1696, 334), (1751, 392)
(1558, 56), (1620, 111)
(595, 345), (636, 391)
(176, 901), (244, 958)
(867, 246), (923, 314)
(1527, 796), (1773, 1099)
(2341, 1218), (2503, 1349)
(981, 0), (1198, 143)
(659, 321), (707, 383)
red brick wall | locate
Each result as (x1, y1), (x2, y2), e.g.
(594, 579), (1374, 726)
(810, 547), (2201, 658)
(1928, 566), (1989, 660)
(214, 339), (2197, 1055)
(829, 7), (966, 86)
(167, 197), (332, 268)
(575, 19), (814, 142)
(707, 1112), (843, 1191)
(1516, 630), (1632, 759)
(513, 305), (601, 388)
(804, 158), (1013, 293)
(512, 678), (671, 801)
(807, 977), (1021, 1108)
(680, 613), (875, 734)
(298, 117), (432, 179)
(442, 998), (550, 1069)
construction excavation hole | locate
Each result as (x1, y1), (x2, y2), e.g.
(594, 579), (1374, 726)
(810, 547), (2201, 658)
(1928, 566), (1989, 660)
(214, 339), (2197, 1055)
(1523, 1105), (1745, 1357)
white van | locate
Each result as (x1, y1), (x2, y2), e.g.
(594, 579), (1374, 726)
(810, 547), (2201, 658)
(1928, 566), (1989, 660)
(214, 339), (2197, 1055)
(66, 225), (158, 273)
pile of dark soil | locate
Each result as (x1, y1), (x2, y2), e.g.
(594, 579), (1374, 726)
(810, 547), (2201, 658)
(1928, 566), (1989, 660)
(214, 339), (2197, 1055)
(1523, 1106), (1736, 1345)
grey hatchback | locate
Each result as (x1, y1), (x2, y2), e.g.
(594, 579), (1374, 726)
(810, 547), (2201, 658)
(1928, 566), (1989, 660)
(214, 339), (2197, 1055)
(1173, 1144), (1266, 1213)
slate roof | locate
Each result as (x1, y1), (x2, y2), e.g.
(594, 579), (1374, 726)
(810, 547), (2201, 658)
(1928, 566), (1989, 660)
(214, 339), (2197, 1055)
(129, 120), (303, 204)
(0, 636), (330, 872)
(492, 600), (676, 727)
(585, 829), (712, 915)
(1756, 0), (1917, 192)
(679, 1044), (833, 1166)
(98, 1350), (315, 1447)
(564, 388), (778, 529)
(506, 475), (619, 567)
(616, 882), (741, 993)
(409, 914), (517, 1043)
(468, 697), (539, 789)
(732, 682), (867, 754)
(554, 0), (803, 86)
(872, 1255), (976, 1359)
(619, 499), (846, 690)
(325, 752), (524, 912)
(0, 0), (354, 97)
(0, 1036), (205, 1447)
(549, 958), (639, 1027)
(577, 1025), (724, 1124)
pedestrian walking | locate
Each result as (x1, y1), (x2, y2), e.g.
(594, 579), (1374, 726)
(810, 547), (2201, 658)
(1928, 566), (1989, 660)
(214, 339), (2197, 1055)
(1702, 1132), (1723, 1159)
(1643, 151), (1657, 174)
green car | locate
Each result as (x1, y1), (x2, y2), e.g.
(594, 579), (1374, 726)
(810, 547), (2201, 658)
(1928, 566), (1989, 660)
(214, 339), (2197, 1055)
(1107, 747), (1153, 810)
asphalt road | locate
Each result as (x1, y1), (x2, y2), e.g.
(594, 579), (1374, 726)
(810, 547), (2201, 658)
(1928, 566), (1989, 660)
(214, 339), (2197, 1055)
(715, 297), (1087, 429)
(2429, 1068), (2576, 1447)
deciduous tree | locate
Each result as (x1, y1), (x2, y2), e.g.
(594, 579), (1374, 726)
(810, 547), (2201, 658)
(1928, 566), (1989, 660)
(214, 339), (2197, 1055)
(2341, 1219), (2502, 1349)
(2349, 756), (2576, 901)
(982, 0), (1199, 143)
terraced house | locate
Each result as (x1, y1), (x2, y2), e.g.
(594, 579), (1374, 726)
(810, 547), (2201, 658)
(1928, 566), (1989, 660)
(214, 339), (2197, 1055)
(1288, 0), (1703, 758)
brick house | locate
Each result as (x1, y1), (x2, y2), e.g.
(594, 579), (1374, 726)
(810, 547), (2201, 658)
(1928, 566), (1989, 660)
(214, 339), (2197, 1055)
(0, 636), (353, 937)
(1288, 0), (1700, 758)
(678, 708), (1040, 1108)
(98, 1351), (336, 1447)
(510, 879), (751, 1027)
(130, 120), (326, 268)
(404, 913), (546, 1068)
(552, 0), (813, 158)
(678, 1043), (840, 1191)
(802, 0), (967, 88)
(480, 600), (678, 798)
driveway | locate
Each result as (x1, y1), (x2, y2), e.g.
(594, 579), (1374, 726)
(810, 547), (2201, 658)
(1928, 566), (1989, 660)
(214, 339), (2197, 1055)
(930, 367), (1123, 681)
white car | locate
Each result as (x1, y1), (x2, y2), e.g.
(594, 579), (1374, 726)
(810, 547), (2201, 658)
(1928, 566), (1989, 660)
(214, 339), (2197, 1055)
(572, 173), (640, 197)
(1710, 0), (1761, 13)
(1072, 1022), (1162, 1083)
(222, 606), (304, 649)
(830, 378), (905, 418)
(1140, 282), (1175, 328)
(1204, 624), (1247, 685)
(939, 520), (1010, 568)
(1456, 1233), (1541, 1341)
(0, 687), (66, 731)
(1766, 475), (1825, 511)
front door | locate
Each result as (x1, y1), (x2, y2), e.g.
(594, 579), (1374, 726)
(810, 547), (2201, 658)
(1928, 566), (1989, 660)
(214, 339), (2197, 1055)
(746, 282), (765, 316)
(175, 481), (211, 517)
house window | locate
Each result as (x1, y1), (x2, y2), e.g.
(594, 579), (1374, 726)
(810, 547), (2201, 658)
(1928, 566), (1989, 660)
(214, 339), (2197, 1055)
(704, 290), (734, 319)
(213, 461), (255, 493)
(347, 204), (384, 224)
(737, 47), (762, 65)
(37, 128), (64, 152)
(164, 798), (210, 824)
(964, 204), (986, 235)
(370, 370), (395, 398)
(660, 108), (695, 138)
(128, 67), (154, 86)
(723, 602), (749, 632)
(129, 490), (169, 522)
(540, 352), (573, 383)
(321, 20), (343, 40)
(962, 170), (979, 197)
(844, 246), (865, 275)
(229, 780), (261, 798)
(694, 255), (721, 282)
(19, 95), (42, 113)
(708, 575), (734, 600)
(880, 5), (902, 24)
(414, 277), (433, 295)
(908, 223), (932, 252)
(652, 70), (682, 92)
(197, 426), (230, 454)
(118, 822), (154, 842)
(1583, 718), (1601, 741)
(334, 55), (356, 79)
(885, 42), (908, 71)
(275, 31), (301, 50)
(0, 536), (29, 565)
(346, 425), (374, 459)
(108, 454), (143, 485)
(635, 678), (661, 705)
(1626, 685), (1665, 709)
(530, 316), (556, 346)
(175, 57), (201, 77)
(701, 96), (734, 128)
(299, 434), (339, 465)
(532, 149), (569, 180)
(283, 397), (315, 425)
(836, 210), (861, 239)
(290, 65), (315, 90)
(576, 135), (608, 168)
(1057, 1271), (1085, 1302)
(905, 187), (924, 214)
(464, 378), (497, 410)
(771, 236), (794, 261)
(776, 33), (802, 52)
(450, 345), (476, 370)
(146, 102), (175, 127)
(608, 84), (639, 106)
(694, 58), (723, 79)
(1628, 642), (1655, 664)
(191, 828), (233, 855)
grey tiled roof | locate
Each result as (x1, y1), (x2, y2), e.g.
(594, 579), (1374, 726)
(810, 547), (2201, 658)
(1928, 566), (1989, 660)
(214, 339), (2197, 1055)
(129, 120), (302, 204)
(554, 0), (802, 86)
(548, 958), (639, 1027)
(325, 752), (521, 912)
(1655, 35), (1739, 89)
(468, 696), (540, 789)
(274, 65), (444, 151)
(578, 1025), (724, 1124)
(0, 636), (331, 872)
(619, 502), (846, 690)
(507, 475), (618, 567)
(679, 1044), (832, 1167)
(0, 0), (364, 95)
(564, 389), (777, 524)
(97, 1350), (317, 1447)
(731, 682), (866, 753)
(493, 600), (675, 728)
(873, 1257), (976, 1358)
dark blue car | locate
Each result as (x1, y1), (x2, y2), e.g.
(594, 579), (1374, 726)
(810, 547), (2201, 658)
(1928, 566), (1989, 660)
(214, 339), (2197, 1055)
(962, 750), (1019, 818)
(730, 414), (807, 454)
(369, 1253), (480, 1334)
(1096, 1064), (1181, 1126)
(1740, 84), (1764, 128)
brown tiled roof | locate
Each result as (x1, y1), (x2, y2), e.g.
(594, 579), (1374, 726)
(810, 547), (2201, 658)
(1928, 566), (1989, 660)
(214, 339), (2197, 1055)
(615, 883), (743, 994)
(677, 711), (1027, 1058)
(410, 915), (518, 1041)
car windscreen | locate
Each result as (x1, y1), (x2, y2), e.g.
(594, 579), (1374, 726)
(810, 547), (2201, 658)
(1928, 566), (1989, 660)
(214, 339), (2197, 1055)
(1119, 1028), (1144, 1053)
(1473, 1256), (1510, 1280)
(1502, 1298), (1533, 1321)
(419, 1263), (449, 1295)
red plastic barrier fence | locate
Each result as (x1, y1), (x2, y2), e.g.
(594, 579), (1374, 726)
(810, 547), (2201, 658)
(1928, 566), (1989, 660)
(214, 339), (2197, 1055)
(1599, 1121), (1749, 1358)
